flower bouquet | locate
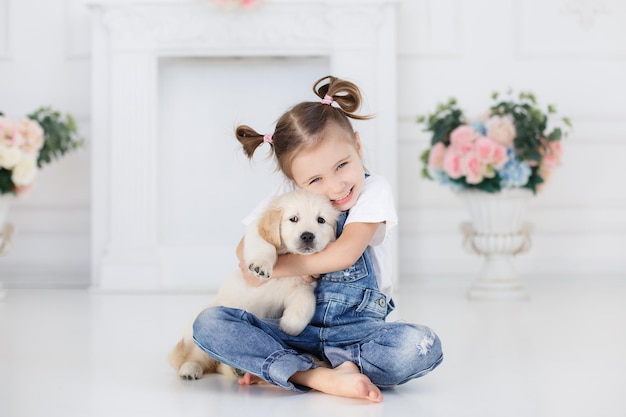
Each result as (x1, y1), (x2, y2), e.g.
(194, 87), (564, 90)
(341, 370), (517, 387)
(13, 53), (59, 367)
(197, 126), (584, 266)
(418, 91), (571, 194)
(0, 107), (83, 196)
(418, 92), (572, 299)
(209, 0), (262, 8)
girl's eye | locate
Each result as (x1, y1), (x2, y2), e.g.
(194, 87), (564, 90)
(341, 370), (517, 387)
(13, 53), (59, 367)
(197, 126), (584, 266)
(317, 217), (326, 224)
(309, 177), (321, 185)
(290, 216), (299, 223)
(337, 162), (347, 170)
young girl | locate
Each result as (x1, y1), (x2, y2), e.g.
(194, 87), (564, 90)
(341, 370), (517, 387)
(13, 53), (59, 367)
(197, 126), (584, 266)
(192, 76), (442, 403)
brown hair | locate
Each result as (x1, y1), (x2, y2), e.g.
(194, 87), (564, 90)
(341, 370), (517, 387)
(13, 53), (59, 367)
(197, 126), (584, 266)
(235, 75), (372, 180)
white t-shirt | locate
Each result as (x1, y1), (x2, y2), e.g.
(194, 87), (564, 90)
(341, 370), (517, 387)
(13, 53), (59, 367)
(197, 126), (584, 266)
(243, 174), (398, 297)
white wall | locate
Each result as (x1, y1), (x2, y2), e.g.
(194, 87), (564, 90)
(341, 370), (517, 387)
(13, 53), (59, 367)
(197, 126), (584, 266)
(0, 0), (624, 288)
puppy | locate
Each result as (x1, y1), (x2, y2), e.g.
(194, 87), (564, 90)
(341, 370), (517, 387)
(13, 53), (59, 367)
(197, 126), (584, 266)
(169, 189), (339, 380)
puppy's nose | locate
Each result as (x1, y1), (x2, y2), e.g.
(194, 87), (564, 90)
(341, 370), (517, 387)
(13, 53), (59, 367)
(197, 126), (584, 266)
(300, 232), (315, 244)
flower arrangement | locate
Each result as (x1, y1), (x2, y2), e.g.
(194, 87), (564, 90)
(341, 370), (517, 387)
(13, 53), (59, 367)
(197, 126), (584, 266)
(0, 107), (83, 196)
(418, 91), (572, 193)
(209, 0), (262, 8)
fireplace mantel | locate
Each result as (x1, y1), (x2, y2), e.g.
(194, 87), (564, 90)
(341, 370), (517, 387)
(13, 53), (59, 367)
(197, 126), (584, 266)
(89, 0), (398, 290)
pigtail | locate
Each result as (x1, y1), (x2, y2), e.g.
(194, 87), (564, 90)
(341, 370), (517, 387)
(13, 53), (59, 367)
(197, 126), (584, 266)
(313, 75), (373, 121)
(235, 125), (268, 159)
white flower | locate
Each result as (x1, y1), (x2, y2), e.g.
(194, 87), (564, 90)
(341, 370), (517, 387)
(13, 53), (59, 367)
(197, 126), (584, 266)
(11, 157), (38, 186)
(0, 144), (23, 169)
(486, 114), (516, 147)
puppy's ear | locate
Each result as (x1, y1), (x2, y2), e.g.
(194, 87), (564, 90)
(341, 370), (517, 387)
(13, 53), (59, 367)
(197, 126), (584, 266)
(257, 207), (282, 251)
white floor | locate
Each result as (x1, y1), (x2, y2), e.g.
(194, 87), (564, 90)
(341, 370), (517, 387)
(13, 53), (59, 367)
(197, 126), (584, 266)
(1, 278), (625, 417)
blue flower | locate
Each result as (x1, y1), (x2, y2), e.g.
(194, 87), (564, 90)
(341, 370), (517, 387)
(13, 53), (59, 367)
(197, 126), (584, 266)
(428, 168), (464, 191)
(470, 121), (487, 136)
(498, 148), (532, 189)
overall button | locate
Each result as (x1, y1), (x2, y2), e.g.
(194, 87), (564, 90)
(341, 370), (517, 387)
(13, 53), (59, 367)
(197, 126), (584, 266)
(377, 298), (386, 307)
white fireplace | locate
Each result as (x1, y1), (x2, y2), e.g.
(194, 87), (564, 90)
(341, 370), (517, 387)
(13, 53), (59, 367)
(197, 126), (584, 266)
(89, 0), (399, 291)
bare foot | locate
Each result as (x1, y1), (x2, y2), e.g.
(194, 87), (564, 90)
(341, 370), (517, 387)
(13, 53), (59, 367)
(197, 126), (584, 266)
(291, 361), (383, 402)
(238, 373), (263, 386)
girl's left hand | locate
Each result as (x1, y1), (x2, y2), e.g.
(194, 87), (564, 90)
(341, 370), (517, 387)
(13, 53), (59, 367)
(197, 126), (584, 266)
(302, 275), (319, 283)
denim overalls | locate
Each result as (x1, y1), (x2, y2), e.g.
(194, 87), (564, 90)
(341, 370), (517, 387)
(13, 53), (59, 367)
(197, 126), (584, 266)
(193, 211), (443, 392)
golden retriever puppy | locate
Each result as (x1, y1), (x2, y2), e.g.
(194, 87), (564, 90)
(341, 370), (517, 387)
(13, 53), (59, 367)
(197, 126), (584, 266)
(169, 189), (339, 380)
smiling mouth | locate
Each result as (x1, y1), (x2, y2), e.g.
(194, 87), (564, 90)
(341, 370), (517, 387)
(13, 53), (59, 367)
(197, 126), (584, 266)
(332, 187), (353, 206)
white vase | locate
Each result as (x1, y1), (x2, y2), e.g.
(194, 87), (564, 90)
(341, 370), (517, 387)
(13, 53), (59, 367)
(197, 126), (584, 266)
(458, 188), (533, 301)
(1, 193), (16, 299)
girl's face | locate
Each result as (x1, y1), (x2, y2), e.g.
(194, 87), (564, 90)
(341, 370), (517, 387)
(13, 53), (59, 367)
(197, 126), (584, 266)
(290, 123), (365, 212)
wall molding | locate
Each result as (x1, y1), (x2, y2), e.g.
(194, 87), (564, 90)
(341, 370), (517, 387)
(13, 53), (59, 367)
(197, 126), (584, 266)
(514, 0), (626, 59)
(0, 205), (89, 288)
(397, 0), (463, 58)
(399, 229), (626, 285)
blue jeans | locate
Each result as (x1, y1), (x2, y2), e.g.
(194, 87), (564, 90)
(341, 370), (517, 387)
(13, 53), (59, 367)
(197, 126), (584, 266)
(193, 211), (443, 392)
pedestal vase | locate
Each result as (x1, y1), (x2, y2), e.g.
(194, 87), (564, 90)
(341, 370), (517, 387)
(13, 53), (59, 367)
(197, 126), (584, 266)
(0, 193), (15, 299)
(459, 188), (533, 301)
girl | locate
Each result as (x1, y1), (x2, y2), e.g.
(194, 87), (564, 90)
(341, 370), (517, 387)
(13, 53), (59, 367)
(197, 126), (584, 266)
(192, 76), (442, 403)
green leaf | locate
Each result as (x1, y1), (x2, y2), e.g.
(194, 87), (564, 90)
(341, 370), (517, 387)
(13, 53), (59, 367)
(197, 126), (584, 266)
(27, 107), (84, 168)
(0, 169), (15, 195)
(547, 128), (562, 141)
(562, 117), (573, 129)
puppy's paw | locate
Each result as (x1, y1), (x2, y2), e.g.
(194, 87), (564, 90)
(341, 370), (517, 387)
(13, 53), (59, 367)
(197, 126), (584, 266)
(179, 361), (204, 380)
(247, 259), (273, 280)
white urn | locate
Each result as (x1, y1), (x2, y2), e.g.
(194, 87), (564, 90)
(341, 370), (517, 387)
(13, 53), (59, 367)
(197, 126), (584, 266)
(458, 188), (533, 300)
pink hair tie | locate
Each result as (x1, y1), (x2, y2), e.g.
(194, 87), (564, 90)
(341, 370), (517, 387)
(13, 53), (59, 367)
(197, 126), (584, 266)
(263, 134), (273, 144)
(321, 95), (333, 105)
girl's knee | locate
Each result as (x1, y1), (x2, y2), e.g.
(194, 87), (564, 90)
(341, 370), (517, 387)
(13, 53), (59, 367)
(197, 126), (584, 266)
(411, 324), (443, 362)
(192, 306), (239, 339)
(400, 324), (443, 373)
(361, 323), (443, 386)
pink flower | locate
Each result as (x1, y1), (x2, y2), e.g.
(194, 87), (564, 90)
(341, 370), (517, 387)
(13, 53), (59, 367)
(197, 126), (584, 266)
(442, 149), (463, 179)
(491, 142), (508, 168)
(474, 136), (496, 163)
(0, 116), (13, 142)
(449, 125), (477, 149)
(461, 152), (483, 184)
(542, 140), (563, 169)
(240, 0), (261, 7)
(428, 141), (446, 169)
(473, 135), (509, 172)
(14, 184), (33, 197)
(212, 0), (261, 8)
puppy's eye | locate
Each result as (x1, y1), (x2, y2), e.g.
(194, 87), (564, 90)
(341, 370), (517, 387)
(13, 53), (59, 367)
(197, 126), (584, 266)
(317, 217), (326, 224)
(290, 216), (299, 223)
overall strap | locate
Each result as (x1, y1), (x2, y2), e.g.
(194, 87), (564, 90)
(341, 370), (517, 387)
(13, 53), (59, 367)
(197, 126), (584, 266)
(335, 210), (349, 238)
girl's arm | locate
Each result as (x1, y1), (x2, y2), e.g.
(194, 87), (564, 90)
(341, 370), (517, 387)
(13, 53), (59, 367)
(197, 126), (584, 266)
(270, 221), (380, 278)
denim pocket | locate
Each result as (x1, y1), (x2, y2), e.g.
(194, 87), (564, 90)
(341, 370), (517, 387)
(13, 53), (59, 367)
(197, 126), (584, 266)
(355, 288), (389, 319)
(321, 255), (368, 283)
(313, 288), (391, 326)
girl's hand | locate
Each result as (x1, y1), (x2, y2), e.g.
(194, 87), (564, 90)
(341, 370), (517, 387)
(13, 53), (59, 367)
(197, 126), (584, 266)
(302, 275), (319, 283)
